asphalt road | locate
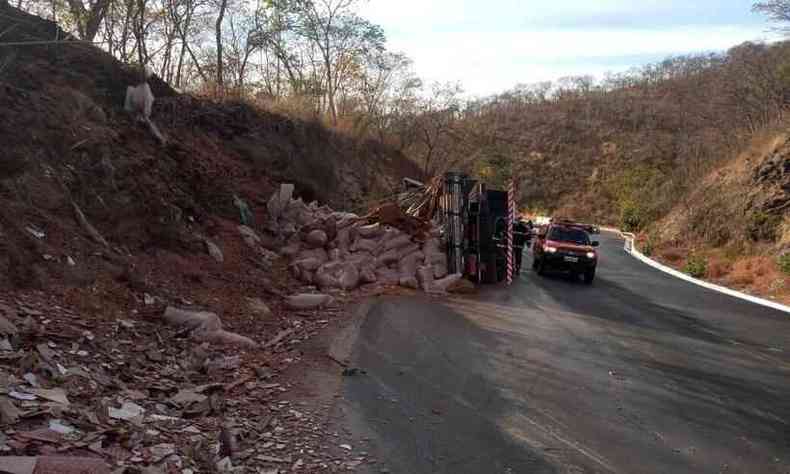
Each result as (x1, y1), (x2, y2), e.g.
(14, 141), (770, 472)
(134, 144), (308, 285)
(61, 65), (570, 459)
(340, 231), (790, 474)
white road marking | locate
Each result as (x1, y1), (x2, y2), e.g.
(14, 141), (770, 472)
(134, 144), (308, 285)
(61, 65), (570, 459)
(608, 230), (790, 316)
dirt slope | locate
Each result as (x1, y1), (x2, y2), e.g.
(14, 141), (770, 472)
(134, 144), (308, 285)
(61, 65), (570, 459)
(0, 2), (419, 293)
(645, 125), (790, 303)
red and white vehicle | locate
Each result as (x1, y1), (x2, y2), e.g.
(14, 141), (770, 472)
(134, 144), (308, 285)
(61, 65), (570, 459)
(532, 223), (600, 284)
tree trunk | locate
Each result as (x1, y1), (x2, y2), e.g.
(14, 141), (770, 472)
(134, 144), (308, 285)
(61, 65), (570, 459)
(172, 2), (196, 87)
(175, 41), (187, 88)
(133, 0), (149, 66)
(215, 0), (228, 92)
(238, 46), (254, 89)
(65, 0), (111, 41)
(324, 43), (337, 124)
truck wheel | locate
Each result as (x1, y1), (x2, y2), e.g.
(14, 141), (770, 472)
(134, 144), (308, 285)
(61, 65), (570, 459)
(583, 269), (595, 284)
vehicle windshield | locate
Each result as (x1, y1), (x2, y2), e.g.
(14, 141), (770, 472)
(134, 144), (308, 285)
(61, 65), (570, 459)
(548, 227), (590, 245)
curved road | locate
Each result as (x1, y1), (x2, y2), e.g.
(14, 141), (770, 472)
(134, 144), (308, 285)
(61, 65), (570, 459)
(340, 231), (790, 473)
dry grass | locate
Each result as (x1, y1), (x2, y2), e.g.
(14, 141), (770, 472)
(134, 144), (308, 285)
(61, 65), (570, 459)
(660, 248), (684, 263)
(706, 256), (732, 280)
(726, 256), (780, 290)
(778, 215), (790, 247)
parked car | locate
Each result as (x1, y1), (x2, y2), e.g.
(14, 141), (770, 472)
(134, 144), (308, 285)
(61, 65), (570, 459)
(532, 223), (599, 283)
(553, 218), (600, 234)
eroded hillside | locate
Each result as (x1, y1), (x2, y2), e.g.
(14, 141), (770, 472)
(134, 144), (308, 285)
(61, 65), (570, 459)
(0, 2), (419, 292)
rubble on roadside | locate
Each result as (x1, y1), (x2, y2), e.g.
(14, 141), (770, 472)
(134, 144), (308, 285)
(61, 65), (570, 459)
(0, 183), (474, 473)
(0, 294), (379, 473)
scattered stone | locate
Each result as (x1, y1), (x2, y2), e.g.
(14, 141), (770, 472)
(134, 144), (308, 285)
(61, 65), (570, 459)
(0, 456), (109, 474)
(146, 349), (163, 362)
(29, 388), (70, 406)
(0, 315), (17, 340)
(204, 355), (241, 372)
(169, 390), (207, 406)
(48, 420), (75, 435)
(216, 456), (233, 472)
(24, 225), (46, 240)
(257, 455), (287, 463)
(238, 225), (262, 249)
(246, 298), (272, 318)
(22, 373), (38, 387)
(108, 401), (145, 421)
(205, 240), (224, 263)
(149, 443), (176, 462)
(0, 397), (21, 424)
(8, 392), (37, 402)
(285, 294), (334, 310)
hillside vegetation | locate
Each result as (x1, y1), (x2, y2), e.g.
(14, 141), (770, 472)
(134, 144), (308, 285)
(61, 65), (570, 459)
(446, 42), (788, 226)
(434, 40), (790, 300)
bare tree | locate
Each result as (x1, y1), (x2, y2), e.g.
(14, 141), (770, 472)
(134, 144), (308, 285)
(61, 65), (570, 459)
(298, 0), (384, 124)
(215, 0), (228, 89)
(753, 1), (790, 32)
(65, 0), (112, 40)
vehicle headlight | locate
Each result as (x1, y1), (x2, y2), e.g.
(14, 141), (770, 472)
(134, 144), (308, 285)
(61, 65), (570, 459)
(586, 252), (596, 259)
(544, 246), (557, 253)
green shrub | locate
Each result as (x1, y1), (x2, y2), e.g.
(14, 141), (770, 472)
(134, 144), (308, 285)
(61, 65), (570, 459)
(778, 253), (790, 275)
(620, 201), (644, 232)
(747, 212), (781, 242)
(683, 255), (708, 278)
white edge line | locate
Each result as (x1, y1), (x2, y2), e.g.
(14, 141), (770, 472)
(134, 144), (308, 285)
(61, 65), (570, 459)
(598, 227), (790, 315)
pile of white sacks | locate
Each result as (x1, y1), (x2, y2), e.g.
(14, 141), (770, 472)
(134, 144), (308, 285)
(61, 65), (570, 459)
(266, 184), (464, 294)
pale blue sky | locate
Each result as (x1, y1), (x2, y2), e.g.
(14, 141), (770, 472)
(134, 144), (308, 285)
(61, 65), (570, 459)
(359, 0), (777, 97)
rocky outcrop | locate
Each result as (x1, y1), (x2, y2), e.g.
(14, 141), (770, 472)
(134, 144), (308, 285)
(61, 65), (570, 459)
(754, 139), (790, 213)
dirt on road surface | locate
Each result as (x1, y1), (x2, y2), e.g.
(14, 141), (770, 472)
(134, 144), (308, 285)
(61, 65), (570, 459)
(332, 231), (790, 473)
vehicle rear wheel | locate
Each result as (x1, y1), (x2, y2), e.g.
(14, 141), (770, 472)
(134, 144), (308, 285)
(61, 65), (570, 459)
(583, 269), (595, 284)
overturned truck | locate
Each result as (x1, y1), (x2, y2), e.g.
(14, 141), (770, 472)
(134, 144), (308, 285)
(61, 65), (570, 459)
(268, 171), (510, 294)
(435, 172), (510, 285)
(400, 172), (512, 285)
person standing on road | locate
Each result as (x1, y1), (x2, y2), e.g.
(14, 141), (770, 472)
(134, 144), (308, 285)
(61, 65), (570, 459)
(513, 219), (529, 273)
